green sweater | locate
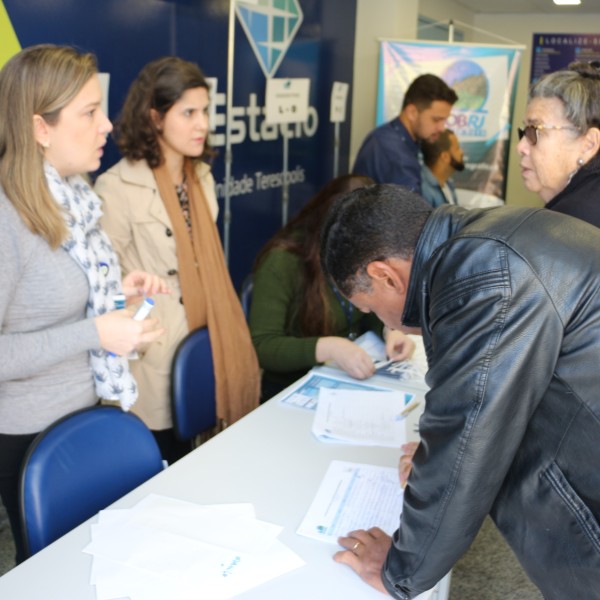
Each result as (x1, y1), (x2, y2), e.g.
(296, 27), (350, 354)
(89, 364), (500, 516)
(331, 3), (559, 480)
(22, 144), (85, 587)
(249, 248), (381, 395)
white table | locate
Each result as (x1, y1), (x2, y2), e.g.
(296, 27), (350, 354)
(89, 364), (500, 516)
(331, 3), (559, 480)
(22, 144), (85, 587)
(0, 372), (449, 599)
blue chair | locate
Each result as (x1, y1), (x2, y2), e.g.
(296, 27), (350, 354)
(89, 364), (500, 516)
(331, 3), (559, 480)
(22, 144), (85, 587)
(19, 405), (164, 557)
(170, 327), (217, 441)
(240, 275), (254, 321)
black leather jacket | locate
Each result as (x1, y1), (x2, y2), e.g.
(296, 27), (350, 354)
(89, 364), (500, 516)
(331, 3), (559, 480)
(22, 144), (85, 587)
(383, 205), (600, 600)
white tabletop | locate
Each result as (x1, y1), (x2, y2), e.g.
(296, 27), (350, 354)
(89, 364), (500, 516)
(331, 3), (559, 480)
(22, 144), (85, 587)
(0, 372), (448, 600)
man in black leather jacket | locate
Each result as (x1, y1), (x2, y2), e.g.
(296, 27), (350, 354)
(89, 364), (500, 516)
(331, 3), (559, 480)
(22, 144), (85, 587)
(320, 184), (600, 600)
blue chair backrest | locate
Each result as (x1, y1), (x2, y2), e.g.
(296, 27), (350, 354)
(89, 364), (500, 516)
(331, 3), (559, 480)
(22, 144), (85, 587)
(170, 327), (217, 441)
(19, 405), (164, 557)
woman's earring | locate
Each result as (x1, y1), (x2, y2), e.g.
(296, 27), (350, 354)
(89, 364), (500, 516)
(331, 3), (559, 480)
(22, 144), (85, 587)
(577, 157), (585, 167)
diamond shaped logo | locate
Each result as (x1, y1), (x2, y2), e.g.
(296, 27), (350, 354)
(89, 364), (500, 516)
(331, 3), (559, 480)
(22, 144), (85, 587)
(236, 0), (303, 79)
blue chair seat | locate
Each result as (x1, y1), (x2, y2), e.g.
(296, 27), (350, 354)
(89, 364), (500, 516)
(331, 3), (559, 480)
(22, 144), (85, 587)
(170, 327), (217, 441)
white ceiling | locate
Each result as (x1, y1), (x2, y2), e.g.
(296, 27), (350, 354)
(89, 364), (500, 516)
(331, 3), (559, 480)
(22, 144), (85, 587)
(453, 0), (600, 14)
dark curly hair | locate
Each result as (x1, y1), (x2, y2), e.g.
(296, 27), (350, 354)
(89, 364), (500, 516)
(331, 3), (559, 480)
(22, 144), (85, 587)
(114, 56), (214, 168)
(321, 184), (432, 298)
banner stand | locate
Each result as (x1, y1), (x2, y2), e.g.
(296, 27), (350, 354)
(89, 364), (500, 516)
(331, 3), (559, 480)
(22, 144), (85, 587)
(376, 31), (523, 205)
(329, 81), (349, 180)
(265, 77), (311, 225)
(332, 121), (340, 179)
(282, 130), (290, 225)
(223, 0), (237, 265)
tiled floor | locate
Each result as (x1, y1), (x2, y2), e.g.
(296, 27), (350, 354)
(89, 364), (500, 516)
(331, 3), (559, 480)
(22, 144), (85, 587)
(0, 501), (16, 577)
(449, 517), (542, 600)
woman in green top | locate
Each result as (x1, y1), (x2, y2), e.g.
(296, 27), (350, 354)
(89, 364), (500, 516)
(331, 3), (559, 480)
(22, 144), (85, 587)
(250, 174), (415, 400)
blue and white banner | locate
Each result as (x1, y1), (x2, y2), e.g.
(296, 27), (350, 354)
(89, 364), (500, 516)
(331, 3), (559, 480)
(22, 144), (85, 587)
(377, 40), (523, 206)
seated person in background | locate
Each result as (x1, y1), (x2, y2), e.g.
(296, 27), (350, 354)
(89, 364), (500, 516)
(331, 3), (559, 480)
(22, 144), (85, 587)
(249, 174), (415, 401)
(517, 60), (600, 227)
(352, 74), (457, 194)
(420, 129), (464, 207)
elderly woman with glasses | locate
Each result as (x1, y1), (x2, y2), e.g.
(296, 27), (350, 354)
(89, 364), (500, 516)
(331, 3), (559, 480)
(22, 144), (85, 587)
(517, 61), (600, 227)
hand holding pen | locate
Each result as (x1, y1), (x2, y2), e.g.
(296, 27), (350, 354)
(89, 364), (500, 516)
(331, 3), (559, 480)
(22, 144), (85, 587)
(95, 297), (164, 357)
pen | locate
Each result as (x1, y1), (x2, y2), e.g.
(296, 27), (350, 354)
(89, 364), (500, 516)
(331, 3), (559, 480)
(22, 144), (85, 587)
(373, 358), (395, 369)
(108, 297), (154, 358)
(128, 298), (155, 360)
(132, 297), (154, 321)
(400, 400), (420, 417)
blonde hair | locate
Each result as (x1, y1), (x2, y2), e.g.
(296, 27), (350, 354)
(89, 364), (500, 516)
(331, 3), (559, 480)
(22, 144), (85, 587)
(0, 44), (98, 248)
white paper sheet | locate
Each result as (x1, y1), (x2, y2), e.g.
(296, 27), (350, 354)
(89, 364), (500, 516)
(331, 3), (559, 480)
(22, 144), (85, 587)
(85, 494), (305, 600)
(312, 388), (416, 447)
(297, 460), (404, 544)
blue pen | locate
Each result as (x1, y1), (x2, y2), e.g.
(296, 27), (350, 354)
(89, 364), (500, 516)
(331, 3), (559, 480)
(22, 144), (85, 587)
(108, 296), (154, 358)
(132, 297), (154, 321)
(128, 298), (155, 360)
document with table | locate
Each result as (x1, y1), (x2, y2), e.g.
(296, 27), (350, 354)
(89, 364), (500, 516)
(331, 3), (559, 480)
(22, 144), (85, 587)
(297, 461), (404, 544)
(311, 388), (417, 446)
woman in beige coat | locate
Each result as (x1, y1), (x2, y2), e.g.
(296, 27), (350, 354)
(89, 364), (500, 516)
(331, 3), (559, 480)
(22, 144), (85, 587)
(95, 57), (260, 463)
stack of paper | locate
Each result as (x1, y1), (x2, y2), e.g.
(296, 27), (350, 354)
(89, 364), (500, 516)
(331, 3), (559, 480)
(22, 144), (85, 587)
(312, 388), (418, 447)
(84, 494), (305, 600)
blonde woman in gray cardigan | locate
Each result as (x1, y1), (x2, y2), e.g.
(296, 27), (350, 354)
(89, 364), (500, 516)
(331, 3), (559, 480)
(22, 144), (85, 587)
(0, 45), (168, 565)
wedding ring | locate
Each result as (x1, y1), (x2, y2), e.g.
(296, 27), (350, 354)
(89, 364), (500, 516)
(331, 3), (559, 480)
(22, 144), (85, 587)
(352, 540), (361, 553)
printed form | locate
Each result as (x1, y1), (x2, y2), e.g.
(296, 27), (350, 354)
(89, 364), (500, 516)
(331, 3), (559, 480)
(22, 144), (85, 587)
(297, 460), (403, 543)
(312, 388), (416, 447)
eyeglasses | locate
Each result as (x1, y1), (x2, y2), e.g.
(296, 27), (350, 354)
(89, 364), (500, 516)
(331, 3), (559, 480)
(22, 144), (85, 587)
(517, 123), (580, 145)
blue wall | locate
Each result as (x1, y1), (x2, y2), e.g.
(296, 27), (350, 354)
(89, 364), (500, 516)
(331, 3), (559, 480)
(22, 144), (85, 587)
(3, 0), (357, 288)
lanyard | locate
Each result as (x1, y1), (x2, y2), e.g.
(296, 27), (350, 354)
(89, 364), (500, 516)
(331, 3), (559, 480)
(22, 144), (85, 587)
(331, 285), (357, 340)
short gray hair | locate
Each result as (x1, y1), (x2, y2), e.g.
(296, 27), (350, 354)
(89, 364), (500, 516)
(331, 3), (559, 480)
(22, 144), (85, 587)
(529, 61), (600, 131)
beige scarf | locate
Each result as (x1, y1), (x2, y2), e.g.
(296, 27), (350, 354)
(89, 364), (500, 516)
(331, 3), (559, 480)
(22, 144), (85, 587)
(153, 160), (260, 426)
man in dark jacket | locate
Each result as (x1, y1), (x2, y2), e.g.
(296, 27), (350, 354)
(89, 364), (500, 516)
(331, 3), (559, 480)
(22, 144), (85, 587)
(320, 184), (600, 600)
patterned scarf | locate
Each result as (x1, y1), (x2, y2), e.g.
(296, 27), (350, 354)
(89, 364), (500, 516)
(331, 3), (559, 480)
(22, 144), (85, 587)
(44, 163), (137, 410)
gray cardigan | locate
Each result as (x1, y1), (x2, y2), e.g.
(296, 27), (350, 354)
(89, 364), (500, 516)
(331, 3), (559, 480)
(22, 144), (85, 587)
(0, 190), (99, 434)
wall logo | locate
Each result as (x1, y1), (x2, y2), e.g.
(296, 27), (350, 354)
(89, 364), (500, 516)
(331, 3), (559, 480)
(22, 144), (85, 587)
(235, 0), (303, 78)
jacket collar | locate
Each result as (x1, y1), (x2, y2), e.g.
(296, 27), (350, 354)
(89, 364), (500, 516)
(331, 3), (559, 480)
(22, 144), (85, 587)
(106, 158), (212, 227)
(402, 205), (471, 327)
(546, 153), (600, 210)
(421, 165), (441, 189)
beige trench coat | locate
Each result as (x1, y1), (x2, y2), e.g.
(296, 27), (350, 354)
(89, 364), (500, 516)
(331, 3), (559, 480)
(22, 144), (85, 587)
(95, 159), (218, 430)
